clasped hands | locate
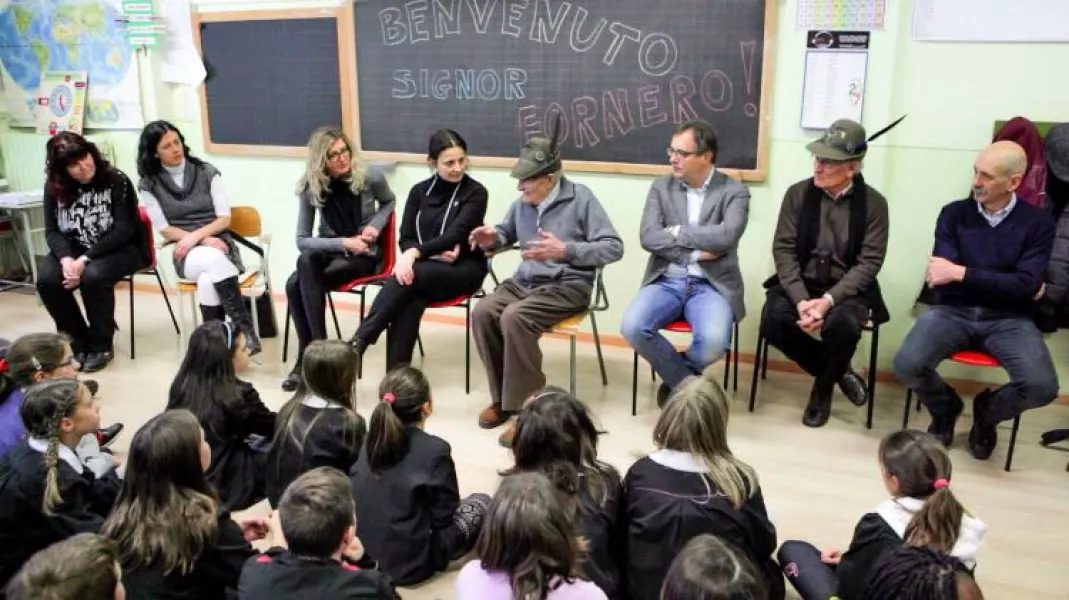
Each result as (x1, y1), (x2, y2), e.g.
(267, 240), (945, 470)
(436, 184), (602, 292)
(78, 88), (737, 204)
(59, 256), (86, 290)
(342, 225), (380, 255)
(796, 296), (832, 334)
(393, 244), (461, 286)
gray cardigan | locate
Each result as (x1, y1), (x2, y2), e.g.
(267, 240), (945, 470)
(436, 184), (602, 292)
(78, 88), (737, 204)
(294, 169), (396, 253)
(492, 177), (623, 286)
(638, 170), (751, 320)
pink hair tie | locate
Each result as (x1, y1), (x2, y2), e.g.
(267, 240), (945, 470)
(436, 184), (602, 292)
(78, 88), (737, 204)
(382, 392), (396, 405)
(933, 478), (950, 490)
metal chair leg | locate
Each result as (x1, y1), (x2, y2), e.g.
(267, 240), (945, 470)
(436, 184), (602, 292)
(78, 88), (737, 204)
(1004, 416), (1021, 472)
(329, 294), (341, 339)
(569, 335), (577, 396)
(866, 325), (880, 430)
(760, 338), (770, 380)
(732, 322), (740, 391)
(417, 334), (425, 357)
(155, 270), (180, 334)
(631, 351), (639, 416)
(902, 389), (913, 430)
(282, 308), (292, 363)
(722, 348), (730, 389)
(749, 330), (763, 413)
(128, 277), (135, 360)
(464, 301), (471, 394)
(590, 313), (608, 386)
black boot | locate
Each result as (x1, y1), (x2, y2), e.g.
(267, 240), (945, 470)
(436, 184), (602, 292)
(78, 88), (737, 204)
(212, 277), (262, 355)
(200, 304), (226, 323)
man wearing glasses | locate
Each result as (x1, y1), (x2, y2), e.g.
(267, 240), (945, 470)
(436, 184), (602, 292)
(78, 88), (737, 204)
(621, 120), (750, 408)
(469, 121), (623, 446)
(761, 119), (890, 428)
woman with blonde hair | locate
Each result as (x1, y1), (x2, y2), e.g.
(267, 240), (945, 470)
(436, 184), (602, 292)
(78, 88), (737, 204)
(620, 377), (783, 600)
(283, 127), (395, 391)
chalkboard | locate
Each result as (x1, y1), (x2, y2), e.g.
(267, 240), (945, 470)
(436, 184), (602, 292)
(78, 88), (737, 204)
(193, 7), (358, 157)
(352, 0), (775, 180)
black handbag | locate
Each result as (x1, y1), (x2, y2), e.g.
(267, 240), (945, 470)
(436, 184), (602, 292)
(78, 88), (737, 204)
(242, 286), (278, 338)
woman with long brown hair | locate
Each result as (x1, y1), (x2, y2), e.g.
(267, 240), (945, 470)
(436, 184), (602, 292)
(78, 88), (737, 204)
(38, 133), (149, 372)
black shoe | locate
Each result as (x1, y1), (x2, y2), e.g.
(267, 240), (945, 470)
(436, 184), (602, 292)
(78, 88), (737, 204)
(212, 278), (262, 356)
(83, 379), (99, 397)
(199, 304), (226, 323)
(656, 383), (672, 408)
(73, 352), (87, 371)
(281, 370), (300, 392)
(838, 370), (869, 407)
(96, 423), (123, 448)
(802, 388), (833, 428)
(968, 389), (999, 460)
(81, 351), (113, 373)
(926, 390), (964, 447)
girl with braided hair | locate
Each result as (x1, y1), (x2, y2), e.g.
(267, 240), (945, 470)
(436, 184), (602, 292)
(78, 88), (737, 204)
(350, 366), (490, 587)
(0, 378), (120, 590)
(865, 546), (984, 600)
(778, 430), (989, 600)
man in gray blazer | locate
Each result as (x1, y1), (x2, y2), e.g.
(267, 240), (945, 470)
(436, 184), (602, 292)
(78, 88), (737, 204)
(621, 120), (750, 407)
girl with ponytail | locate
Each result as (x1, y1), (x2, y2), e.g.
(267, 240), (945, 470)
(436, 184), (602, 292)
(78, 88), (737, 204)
(778, 430), (989, 600)
(349, 366), (490, 586)
(0, 378), (119, 590)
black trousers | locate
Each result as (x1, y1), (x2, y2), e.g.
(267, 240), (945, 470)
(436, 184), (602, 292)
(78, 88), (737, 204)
(285, 250), (378, 363)
(778, 541), (839, 600)
(760, 284), (868, 395)
(36, 250), (144, 353)
(355, 258), (487, 370)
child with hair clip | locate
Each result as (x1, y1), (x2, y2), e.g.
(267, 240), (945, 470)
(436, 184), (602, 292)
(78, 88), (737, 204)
(239, 467), (399, 599)
(864, 546), (984, 600)
(456, 471), (608, 600)
(349, 366), (490, 586)
(266, 339), (366, 508)
(777, 429), (988, 600)
(0, 379), (120, 590)
(167, 321), (276, 511)
(101, 409), (268, 600)
(0, 332), (123, 460)
(503, 385), (622, 598)
(621, 377), (783, 600)
(5, 533), (125, 600)
(659, 534), (769, 600)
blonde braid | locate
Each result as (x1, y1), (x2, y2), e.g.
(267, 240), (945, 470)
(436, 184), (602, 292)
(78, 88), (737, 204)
(41, 411), (64, 515)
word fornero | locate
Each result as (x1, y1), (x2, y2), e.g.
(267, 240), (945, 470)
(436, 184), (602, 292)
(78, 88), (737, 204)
(377, 0), (679, 77)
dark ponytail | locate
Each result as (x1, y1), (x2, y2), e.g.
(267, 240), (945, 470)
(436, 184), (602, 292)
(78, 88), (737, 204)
(879, 430), (965, 553)
(366, 366), (431, 474)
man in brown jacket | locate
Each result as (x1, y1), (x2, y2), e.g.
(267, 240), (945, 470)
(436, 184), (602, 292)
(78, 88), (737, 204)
(761, 119), (890, 427)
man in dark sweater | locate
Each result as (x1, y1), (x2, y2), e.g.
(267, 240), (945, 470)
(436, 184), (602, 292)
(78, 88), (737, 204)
(893, 141), (1058, 460)
(762, 119), (890, 427)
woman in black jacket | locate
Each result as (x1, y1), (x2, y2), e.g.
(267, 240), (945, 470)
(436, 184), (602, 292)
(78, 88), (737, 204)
(167, 321), (276, 511)
(349, 129), (489, 370)
(38, 133), (149, 372)
(621, 377), (783, 600)
(101, 410), (267, 600)
(503, 386), (623, 598)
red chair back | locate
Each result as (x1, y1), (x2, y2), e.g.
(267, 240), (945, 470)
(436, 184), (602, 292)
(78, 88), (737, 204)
(137, 206), (158, 269)
(949, 350), (1000, 368)
(336, 212), (396, 291)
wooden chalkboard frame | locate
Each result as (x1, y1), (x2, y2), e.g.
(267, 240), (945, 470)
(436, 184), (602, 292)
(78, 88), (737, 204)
(349, 0), (777, 182)
(191, 5), (358, 158)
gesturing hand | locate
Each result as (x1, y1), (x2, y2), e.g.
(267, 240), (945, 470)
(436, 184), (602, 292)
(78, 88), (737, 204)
(434, 244), (460, 264)
(469, 225), (498, 250)
(521, 230), (567, 261)
(238, 517), (270, 542)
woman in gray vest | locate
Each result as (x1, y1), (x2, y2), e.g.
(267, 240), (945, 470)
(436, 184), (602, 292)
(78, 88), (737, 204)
(281, 127), (395, 391)
(37, 132), (150, 372)
(136, 121), (261, 355)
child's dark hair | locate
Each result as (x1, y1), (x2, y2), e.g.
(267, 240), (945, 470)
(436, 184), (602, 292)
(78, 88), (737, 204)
(366, 366), (430, 474)
(4, 533), (121, 600)
(503, 386), (619, 516)
(278, 467), (355, 557)
(20, 378), (85, 514)
(474, 472), (585, 600)
(4, 332), (69, 387)
(865, 546), (983, 600)
(167, 321), (243, 425)
(880, 430), (965, 553)
(101, 410), (218, 575)
(276, 340), (362, 454)
(659, 534), (768, 600)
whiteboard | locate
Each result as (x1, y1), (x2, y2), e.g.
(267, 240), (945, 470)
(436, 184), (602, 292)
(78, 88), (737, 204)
(912, 0), (1069, 42)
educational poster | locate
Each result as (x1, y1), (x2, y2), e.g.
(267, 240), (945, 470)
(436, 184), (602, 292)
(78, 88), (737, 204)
(800, 31), (869, 130)
(0, 0), (143, 129)
(797, 0), (886, 31)
(35, 70), (87, 134)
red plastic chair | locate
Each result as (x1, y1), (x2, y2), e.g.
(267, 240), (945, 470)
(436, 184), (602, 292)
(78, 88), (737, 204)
(903, 350), (1022, 472)
(119, 206), (179, 359)
(630, 319), (740, 416)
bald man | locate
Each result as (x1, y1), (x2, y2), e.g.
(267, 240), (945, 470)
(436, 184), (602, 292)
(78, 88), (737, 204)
(894, 141), (1058, 461)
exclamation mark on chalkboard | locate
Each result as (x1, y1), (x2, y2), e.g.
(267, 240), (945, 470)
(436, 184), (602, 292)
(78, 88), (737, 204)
(740, 40), (757, 118)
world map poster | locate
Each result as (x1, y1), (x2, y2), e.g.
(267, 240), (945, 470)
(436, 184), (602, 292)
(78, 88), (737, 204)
(0, 0), (142, 129)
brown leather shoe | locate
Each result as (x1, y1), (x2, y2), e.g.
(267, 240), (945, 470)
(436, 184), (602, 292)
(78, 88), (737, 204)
(498, 421), (517, 448)
(478, 404), (512, 429)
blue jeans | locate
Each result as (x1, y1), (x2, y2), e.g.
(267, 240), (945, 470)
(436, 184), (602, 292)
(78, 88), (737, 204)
(621, 276), (735, 389)
(893, 305), (1059, 423)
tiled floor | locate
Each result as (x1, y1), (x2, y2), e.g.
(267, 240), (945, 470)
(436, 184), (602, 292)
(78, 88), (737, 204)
(3, 289), (1068, 599)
